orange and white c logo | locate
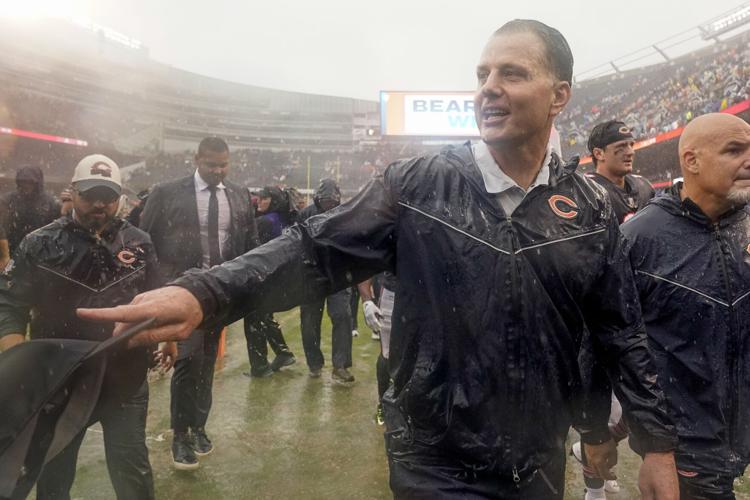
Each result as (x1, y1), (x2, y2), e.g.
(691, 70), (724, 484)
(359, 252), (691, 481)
(548, 195), (579, 219)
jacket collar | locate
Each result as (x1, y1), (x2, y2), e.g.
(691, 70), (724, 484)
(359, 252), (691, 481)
(62, 214), (125, 242)
(651, 188), (748, 228)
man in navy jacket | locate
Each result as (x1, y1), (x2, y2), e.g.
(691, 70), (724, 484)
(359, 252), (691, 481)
(623, 113), (750, 499)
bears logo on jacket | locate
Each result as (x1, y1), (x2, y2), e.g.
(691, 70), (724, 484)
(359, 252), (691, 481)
(548, 195), (578, 219)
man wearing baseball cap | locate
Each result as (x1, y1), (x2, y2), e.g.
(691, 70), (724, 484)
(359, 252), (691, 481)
(0, 154), (172, 499)
(586, 120), (655, 224)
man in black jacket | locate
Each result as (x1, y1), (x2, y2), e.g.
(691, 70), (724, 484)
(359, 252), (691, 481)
(81, 20), (678, 499)
(586, 120), (655, 224)
(297, 178), (355, 384)
(139, 137), (258, 470)
(0, 166), (61, 267)
(0, 154), (166, 499)
(622, 113), (750, 499)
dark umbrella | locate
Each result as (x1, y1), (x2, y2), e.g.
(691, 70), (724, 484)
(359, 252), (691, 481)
(0, 319), (155, 499)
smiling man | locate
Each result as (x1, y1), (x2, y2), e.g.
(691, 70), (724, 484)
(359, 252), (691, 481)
(622, 113), (750, 499)
(80, 20), (678, 499)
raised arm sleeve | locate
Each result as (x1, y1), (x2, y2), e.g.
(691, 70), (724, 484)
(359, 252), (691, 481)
(171, 171), (400, 328)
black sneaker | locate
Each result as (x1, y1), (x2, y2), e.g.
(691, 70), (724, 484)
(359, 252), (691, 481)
(172, 432), (199, 471)
(270, 353), (296, 372)
(192, 428), (214, 456)
(243, 365), (274, 378)
(332, 367), (355, 384)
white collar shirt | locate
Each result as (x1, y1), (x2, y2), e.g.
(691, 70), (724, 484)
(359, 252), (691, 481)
(194, 170), (231, 268)
(471, 141), (552, 216)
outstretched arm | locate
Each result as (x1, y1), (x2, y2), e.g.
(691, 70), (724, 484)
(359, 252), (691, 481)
(78, 171), (401, 346)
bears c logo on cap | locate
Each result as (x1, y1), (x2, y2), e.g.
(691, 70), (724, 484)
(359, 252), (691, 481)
(90, 162), (113, 178)
(548, 195), (579, 219)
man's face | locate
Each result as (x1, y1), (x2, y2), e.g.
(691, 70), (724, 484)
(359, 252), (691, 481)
(16, 180), (36, 197)
(196, 149), (230, 187)
(72, 186), (119, 231)
(474, 31), (568, 147)
(595, 139), (635, 178)
(318, 198), (338, 212)
(692, 122), (750, 204)
(257, 196), (272, 213)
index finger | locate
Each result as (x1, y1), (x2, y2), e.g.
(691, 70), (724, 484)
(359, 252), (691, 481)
(77, 303), (155, 324)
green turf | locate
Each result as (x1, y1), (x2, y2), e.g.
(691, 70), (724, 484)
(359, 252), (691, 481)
(65, 307), (750, 499)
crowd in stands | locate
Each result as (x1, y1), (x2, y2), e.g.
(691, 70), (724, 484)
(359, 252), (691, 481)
(558, 30), (750, 156)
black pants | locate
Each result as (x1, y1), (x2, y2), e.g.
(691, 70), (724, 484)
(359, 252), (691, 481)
(376, 353), (389, 401)
(243, 313), (292, 370)
(170, 329), (220, 433)
(36, 382), (154, 500)
(387, 438), (565, 499)
(679, 472), (736, 500)
(349, 286), (359, 330)
(300, 288), (352, 370)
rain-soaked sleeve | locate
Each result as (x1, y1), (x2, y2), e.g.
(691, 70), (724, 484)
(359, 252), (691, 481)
(581, 215), (677, 455)
(170, 169), (400, 329)
(0, 239), (36, 339)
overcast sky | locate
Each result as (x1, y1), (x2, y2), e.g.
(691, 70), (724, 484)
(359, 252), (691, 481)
(3, 0), (748, 100)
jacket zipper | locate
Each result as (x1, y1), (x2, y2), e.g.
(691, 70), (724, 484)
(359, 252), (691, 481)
(505, 215), (522, 485)
(713, 223), (741, 465)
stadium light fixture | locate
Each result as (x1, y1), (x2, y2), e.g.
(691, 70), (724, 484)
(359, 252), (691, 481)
(700, 3), (750, 39)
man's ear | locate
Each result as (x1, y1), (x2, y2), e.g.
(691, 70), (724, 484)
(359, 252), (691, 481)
(592, 147), (606, 164)
(550, 81), (571, 118)
(681, 150), (699, 175)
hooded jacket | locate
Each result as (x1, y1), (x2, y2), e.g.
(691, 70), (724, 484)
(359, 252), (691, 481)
(0, 167), (60, 254)
(172, 142), (675, 476)
(298, 178), (341, 221)
(256, 187), (297, 244)
(622, 189), (750, 477)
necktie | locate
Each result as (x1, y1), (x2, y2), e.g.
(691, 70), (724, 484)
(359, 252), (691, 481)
(208, 186), (221, 266)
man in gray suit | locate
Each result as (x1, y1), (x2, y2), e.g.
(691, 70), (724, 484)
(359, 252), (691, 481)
(139, 137), (257, 470)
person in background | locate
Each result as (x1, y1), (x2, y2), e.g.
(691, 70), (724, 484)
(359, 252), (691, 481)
(139, 137), (258, 470)
(0, 166), (60, 266)
(243, 186), (296, 378)
(297, 178), (355, 384)
(572, 119), (656, 499)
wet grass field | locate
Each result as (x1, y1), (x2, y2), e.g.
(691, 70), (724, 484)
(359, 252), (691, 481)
(67, 307), (750, 499)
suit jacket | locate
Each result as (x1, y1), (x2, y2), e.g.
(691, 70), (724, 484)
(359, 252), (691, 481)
(139, 175), (258, 285)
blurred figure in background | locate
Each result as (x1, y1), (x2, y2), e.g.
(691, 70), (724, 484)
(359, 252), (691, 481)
(298, 178), (355, 384)
(243, 186), (296, 378)
(0, 166), (60, 267)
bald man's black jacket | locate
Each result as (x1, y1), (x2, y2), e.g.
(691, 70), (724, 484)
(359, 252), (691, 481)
(623, 189), (750, 477)
(172, 142), (676, 476)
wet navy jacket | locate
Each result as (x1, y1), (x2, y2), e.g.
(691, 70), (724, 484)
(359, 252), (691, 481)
(623, 190), (750, 477)
(171, 143), (675, 476)
(0, 215), (159, 402)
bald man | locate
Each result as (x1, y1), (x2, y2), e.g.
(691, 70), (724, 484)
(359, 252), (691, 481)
(622, 113), (750, 499)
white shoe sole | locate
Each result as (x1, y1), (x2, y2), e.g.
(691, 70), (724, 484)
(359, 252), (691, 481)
(193, 447), (213, 457)
(172, 459), (200, 471)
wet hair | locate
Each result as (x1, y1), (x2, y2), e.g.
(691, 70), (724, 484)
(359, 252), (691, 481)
(197, 137), (229, 157)
(493, 19), (574, 85)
